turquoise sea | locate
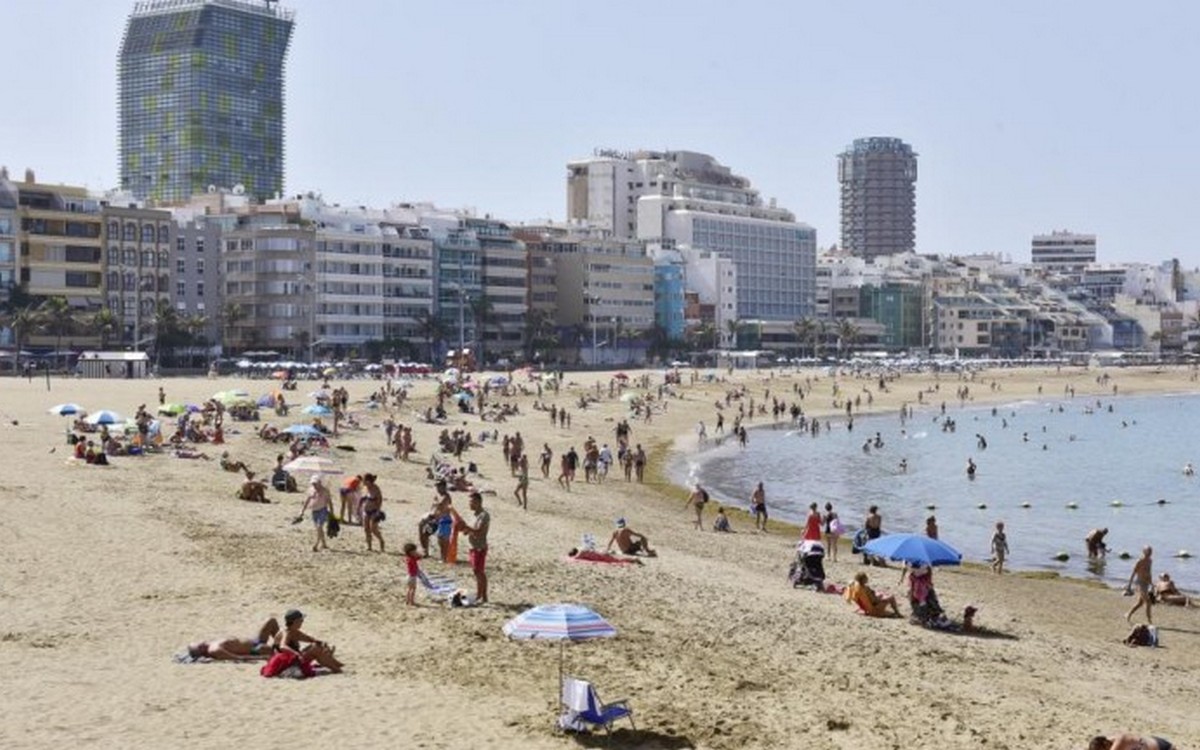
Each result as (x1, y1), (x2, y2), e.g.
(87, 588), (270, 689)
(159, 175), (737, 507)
(674, 391), (1200, 592)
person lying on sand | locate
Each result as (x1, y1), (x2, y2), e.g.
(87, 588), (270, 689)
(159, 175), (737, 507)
(187, 618), (281, 661)
(606, 518), (656, 557)
(1088, 733), (1175, 750)
(237, 472), (268, 503)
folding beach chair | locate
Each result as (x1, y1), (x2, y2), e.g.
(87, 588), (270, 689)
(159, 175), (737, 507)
(419, 572), (458, 603)
(559, 677), (635, 735)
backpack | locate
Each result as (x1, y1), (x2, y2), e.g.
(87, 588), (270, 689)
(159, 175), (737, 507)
(699, 489), (710, 504)
(1124, 624), (1159, 647)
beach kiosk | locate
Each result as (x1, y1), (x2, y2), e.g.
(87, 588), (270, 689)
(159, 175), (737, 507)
(76, 351), (150, 379)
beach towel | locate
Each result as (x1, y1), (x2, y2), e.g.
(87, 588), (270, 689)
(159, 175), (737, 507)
(566, 551), (640, 565)
(260, 651), (315, 679)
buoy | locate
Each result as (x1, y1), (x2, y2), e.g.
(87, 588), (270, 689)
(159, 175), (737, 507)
(1110, 500), (1123, 508)
(1118, 551), (1132, 560)
(1020, 502), (1032, 509)
(925, 504), (936, 511)
(1066, 502), (1078, 509)
(1053, 552), (1069, 562)
(1176, 550), (1193, 559)
(976, 503), (987, 510)
(1157, 498), (1168, 505)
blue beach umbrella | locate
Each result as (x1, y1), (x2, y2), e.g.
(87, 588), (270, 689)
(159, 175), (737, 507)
(302, 404), (333, 417)
(861, 533), (963, 567)
(283, 424), (322, 437)
(48, 403), (86, 416)
(85, 410), (124, 426)
(503, 603), (617, 706)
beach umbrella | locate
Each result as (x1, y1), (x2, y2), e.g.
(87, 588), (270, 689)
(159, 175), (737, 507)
(282, 455), (342, 475)
(619, 392), (639, 403)
(489, 375), (509, 386)
(185, 404), (203, 414)
(48, 403), (86, 416)
(302, 404), (333, 417)
(613, 372), (630, 380)
(282, 424), (323, 437)
(257, 394), (277, 408)
(271, 370), (288, 380)
(503, 603), (617, 708)
(85, 410), (124, 426)
(212, 389), (250, 402)
(323, 367), (338, 377)
(157, 403), (188, 416)
(453, 391), (474, 403)
(861, 533), (963, 567)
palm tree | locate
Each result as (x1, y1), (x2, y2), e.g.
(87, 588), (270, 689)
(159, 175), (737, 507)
(612, 318), (626, 363)
(152, 299), (179, 367)
(724, 318), (742, 349)
(40, 297), (77, 369)
(183, 313), (209, 368)
(468, 295), (495, 366)
(793, 318), (816, 358)
(415, 309), (444, 364)
(523, 308), (555, 362)
(836, 318), (860, 359)
(221, 302), (245, 355)
(90, 307), (119, 350)
(814, 319), (828, 359)
(2, 305), (41, 369)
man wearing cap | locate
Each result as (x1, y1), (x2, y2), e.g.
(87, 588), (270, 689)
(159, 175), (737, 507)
(299, 474), (334, 552)
(606, 518), (656, 557)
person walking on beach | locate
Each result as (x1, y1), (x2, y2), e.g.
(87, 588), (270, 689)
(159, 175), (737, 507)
(750, 482), (768, 531)
(634, 444), (647, 483)
(298, 475), (334, 552)
(685, 484), (709, 530)
(1125, 546), (1154, 624)
(823, 502), (841, 561)
(513, 456), (529, 510)
(361, 473), (385, 553)
(803, 502), (822, 541)
(990, 521), (1009, 574)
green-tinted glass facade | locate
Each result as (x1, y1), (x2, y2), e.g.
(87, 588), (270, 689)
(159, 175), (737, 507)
(119, 0), (293, 203)
(860, 282), (925, 350)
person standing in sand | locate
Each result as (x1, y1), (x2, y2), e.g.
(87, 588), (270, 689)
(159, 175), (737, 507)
(1125, 546), (1154, 624)
(750, 482), (768, 531)
(361, 473), (385, 553)
(684, 484), (709, 530)
(803, 502), (822, 541)
(513, 455), (529, 510)
(823, 502), (841, 561)
(298, 475), (334, 552)
(990, 521), (1009, 574)
(456, 492), (490, 603)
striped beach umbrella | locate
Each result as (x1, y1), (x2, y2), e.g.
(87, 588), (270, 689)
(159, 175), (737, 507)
(48, 403), (86, 416)
(84, 410), (124, 426)
(504, 603), (617, 708)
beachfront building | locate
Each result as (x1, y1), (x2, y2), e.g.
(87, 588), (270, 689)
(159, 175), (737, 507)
(860, 281), (925, 350)
(516, 224), (653, 365)
(102, 201), (174, 349)
(0, 172), (16, 312)
(838, 137), (918, 261)
(170, 190), (252, 346)
(118, 0), (295, 203)
(1031, 231), (1096, 281)
(653, 255), (687, 342)
(10, 173), (106, 349)
(568, 150), (817, 326)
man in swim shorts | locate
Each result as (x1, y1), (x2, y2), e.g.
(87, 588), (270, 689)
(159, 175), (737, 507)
(1125, 546), (1154, 624)
(606, 518), (656, 557)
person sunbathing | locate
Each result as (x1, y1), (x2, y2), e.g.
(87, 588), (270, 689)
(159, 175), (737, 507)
(220, 452), (249, 473)
(187, 618), (280, 661)
(846, 571), (901, 617)
(606, 518), (656, 557)
(237, 473), (268, 503)
(568, 548), (643, 565)
(1088, 733), (1175, 750)
(1155, 573), (1192, 607)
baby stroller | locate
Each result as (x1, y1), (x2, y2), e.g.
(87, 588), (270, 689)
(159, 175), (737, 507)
(789, 540), (826, 590)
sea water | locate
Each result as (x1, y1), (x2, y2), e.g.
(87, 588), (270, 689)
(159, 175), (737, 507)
(673, 392), (1200, 591)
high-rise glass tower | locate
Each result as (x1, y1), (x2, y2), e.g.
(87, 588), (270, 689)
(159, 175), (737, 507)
(119, 0), (294, 204)
(838, 137), (917, 261)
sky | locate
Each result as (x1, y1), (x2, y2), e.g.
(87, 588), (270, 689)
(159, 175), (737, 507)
(4, 0), (1200, 266)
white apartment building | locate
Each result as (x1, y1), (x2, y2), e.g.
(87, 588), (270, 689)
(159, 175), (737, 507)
(568, 149), (816, 324)
(1031, 231), (1096, 278)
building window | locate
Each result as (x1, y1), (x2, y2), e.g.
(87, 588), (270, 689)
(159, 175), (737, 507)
(176, 236), (186, 253)
(196, 259), (205, 274)
(177, 259), (186, 274)
(158, 225), (169, 243)
(196, 238), (205, 253)
(177, 281), (186, 297)
(196, 282), (205, 296)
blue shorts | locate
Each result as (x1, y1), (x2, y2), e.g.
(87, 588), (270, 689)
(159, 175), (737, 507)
(312, 508), (329, 527)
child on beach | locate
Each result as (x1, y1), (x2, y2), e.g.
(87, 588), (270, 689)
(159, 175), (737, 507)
(990, 521), (1009, 574)
(403, 542), (423, 606)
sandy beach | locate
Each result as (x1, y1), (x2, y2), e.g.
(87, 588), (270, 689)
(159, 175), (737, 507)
(1, 364), (1198, 750)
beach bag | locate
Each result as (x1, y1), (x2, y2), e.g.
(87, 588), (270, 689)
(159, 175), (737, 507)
(699, 489), (710, 504)
(829, 517), (845, 536)
(1124, 624), (1159, 647)
(326, 515), (341, 539)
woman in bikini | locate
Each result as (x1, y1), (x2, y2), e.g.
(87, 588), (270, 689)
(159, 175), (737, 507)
(271, 609), (343, 673)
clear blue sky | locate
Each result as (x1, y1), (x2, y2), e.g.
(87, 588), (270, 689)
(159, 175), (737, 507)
(4, 0), (1200, 266)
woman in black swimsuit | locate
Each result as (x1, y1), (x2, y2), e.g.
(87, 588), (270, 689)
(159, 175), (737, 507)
(272, 609), (344, 673)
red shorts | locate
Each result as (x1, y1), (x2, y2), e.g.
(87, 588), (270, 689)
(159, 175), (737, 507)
(469, 547), (488, 574)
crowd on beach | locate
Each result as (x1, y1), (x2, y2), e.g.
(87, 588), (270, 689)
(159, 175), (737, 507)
(45, 362), (1192, 743)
